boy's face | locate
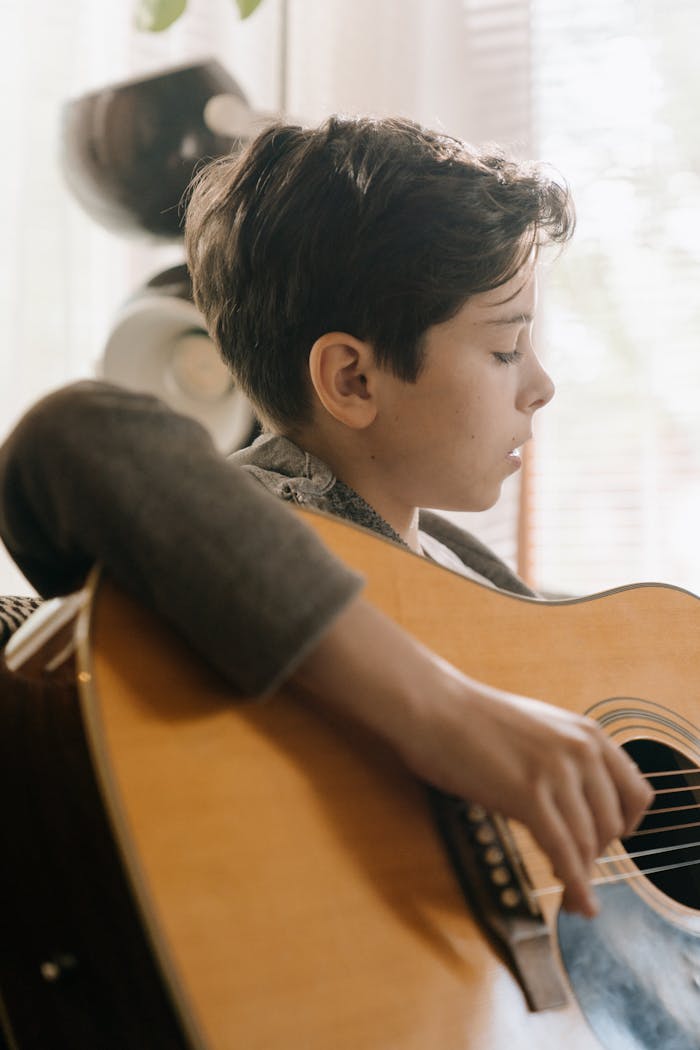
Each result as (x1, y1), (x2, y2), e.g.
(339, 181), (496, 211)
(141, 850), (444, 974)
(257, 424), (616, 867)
(371, 266), (554, 516)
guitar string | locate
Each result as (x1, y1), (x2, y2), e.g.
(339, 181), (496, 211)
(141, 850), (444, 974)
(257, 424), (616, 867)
(639, 767), (699, 779)
(518, 832), (700, 866)
(518, 817), (700, 860)
(515, 800), (700, 861)
(531, 853), (700, 899)
(594, 839), (700, 865)
(626, 816), (700, 837)
(516, 812), (700, 864)
(634, 800), (700, 817)
(495, 771), (700, 887)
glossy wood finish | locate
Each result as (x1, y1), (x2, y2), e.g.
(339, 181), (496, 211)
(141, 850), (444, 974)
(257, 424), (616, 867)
(77, 509), (700, 1050)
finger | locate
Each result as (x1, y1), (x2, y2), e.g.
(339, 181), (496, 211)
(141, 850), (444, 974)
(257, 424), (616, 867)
(553, 759), (600, 869)
(582, 755), (625, 854)
(561, 881), (598, 917)
(601, 738), (654, 835)
(529, 782), (598, 918)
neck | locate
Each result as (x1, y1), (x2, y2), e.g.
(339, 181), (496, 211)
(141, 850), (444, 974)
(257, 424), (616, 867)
(283, 426), (422, 553)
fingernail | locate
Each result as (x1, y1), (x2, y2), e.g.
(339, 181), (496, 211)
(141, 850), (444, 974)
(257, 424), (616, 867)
(587, 891), (600, 918)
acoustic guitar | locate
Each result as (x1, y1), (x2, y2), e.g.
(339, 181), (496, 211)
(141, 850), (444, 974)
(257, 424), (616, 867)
(1, 508), (699, 1049)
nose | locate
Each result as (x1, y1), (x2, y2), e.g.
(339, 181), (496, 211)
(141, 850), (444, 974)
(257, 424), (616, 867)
(521, 353), (555, 413)
(531, 363), (555, 411)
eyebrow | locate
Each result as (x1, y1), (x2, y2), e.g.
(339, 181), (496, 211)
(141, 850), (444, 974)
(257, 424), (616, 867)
(483, 312), (534, 327)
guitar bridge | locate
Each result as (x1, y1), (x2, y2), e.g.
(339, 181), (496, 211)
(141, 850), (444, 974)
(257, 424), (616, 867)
(430, 790), (568, 1012)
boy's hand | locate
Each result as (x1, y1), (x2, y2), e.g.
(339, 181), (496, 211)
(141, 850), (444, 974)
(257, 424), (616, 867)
(404, 679), (652, 917)
(294, 596), (653, 918)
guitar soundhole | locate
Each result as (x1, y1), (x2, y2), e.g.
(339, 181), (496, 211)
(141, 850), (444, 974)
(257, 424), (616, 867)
(621, 740), (700, 910)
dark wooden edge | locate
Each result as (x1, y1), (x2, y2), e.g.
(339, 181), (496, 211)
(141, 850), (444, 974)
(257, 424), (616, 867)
(0, 629), (192, 1049)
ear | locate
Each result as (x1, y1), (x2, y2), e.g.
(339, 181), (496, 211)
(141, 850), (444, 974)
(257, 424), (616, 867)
(308, 332), (378, 429)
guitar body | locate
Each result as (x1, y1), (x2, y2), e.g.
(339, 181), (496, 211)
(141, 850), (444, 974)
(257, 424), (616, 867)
(2, 508), (700, 1049)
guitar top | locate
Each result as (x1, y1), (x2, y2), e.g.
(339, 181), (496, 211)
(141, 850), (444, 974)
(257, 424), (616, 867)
(2, 508), (700, 1049)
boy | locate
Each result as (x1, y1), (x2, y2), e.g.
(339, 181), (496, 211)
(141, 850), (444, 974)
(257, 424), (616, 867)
(185, 116), (560, 575)
(181, 115), (649, 907)
(0, 118), (651, 919)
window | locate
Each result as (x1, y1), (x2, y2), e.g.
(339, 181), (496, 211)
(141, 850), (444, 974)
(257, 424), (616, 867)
(4, 0), (699, 600)
(530, 1), (700, 595)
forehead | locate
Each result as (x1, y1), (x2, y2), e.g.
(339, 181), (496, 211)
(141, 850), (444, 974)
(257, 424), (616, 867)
(465, 267), (538, 327)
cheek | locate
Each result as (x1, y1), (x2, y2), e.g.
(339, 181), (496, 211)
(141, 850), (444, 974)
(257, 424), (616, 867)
(448, 390), (488, 434)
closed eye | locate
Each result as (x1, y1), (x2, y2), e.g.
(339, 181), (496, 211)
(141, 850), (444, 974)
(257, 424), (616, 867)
(493, 349), (524, 365)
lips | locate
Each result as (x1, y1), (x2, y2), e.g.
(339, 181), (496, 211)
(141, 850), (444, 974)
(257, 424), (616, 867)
(508, 434), (532, 457)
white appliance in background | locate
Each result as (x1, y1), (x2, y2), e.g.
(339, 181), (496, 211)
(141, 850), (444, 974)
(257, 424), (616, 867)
(100, 265), (257, 453)
(61, 59), (270, 452)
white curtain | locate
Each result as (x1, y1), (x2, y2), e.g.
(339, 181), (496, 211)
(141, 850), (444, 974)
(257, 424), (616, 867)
(0, 0), (284, 440)
(1, 0), (524, 594)
(0, 0), (283, 591)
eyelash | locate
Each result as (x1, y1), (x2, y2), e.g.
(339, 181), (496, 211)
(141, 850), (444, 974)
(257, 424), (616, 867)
(493, 349), (523, 366)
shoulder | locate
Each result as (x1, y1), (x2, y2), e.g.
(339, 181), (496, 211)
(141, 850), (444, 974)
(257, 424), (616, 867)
(229, 434), (335, 502)
(418, 510), (536, 597)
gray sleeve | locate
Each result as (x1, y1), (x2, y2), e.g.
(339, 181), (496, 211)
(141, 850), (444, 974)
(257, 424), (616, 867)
(0, 381), (364, 696)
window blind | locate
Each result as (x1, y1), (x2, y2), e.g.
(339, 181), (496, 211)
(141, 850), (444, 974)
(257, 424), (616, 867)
(529, 0), (700, 596)
(441, 0), (536, 575)
(459, 0), (700, 597)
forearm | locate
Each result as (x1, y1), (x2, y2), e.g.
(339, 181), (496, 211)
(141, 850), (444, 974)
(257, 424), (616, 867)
(0, 382), (363, 695)
(293, 593), (652, 918)
(292, 593), (457, 766)
(0, 382), (652, 918)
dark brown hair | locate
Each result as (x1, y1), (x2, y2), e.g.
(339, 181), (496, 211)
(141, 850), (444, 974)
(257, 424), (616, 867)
(185, 115), (574, 429)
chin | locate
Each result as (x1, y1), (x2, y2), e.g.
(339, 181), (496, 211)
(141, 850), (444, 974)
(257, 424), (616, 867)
(473, 494), (501, 512)
(436, 490), (502, 514)
(469, 484), (505, 512)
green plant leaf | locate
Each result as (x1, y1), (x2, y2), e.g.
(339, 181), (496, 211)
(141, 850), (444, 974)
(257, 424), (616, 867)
(235, 0), (265, 19)
(134, 0), (187, 32)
